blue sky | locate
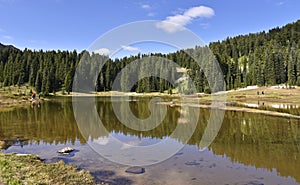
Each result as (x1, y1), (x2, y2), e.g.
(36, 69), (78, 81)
(0, 0), (300, 56)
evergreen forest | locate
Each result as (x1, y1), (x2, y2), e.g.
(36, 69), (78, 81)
(1, 20), (300, 95)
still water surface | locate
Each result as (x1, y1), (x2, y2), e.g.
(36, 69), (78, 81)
(0, 97), (300, 185)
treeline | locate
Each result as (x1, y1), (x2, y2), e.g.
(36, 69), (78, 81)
(74, 53), (180, 93)
(1, 20), (300, 94)
(0, 45), (219, 95)
(0, 48), (79, 94)
(0, 48), (183, 94)
(209, 20), (300, 89)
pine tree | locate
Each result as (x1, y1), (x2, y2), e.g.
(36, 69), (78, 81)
(288, 43), (297, 86)
(297, 50), (300, 85)
(35, 71), (42, 93)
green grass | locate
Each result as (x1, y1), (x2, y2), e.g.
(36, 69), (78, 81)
(0, 152), (95, 185)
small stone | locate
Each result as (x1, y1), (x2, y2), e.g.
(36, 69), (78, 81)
(175, 152), (184, 156)
(209, 163), (217, 168)
(15, 154), (31, 157)
(185, 161), (200, 166)
(125, 167), (145, 174)
(58, 147), (74, 154)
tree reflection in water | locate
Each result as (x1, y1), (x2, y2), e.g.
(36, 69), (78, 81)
(0, 97), (299, 182)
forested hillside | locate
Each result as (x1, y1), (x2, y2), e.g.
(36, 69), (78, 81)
(1, 20), (300, 95)
(209, 20), (300, 89)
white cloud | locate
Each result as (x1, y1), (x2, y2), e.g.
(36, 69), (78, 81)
(2, 35), (13, 40)
(94, 137), (110, 145)
(184, 6), (214, 18)
(94, 48), (111, 55)
(121, 140), (141, 150)
(141, 4), (150, 9)
(156, 6), (215, 33)
(156, 21), (186, 33)
(121, 45), (140, 52)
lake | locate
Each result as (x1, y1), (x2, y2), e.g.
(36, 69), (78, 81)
(0, 97), (300, 185)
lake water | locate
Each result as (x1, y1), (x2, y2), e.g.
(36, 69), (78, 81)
(0, 97), (300, 185)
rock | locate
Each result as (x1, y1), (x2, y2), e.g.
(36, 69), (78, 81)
(16, 154), (31, 157)
(208, 163), (217, 168)
(58, 147), (74, 154)
(125, 167), (145, 174)
(175, 152), (184, 156)
(185, 161), (201, 166)
(245, 181), (264, 185)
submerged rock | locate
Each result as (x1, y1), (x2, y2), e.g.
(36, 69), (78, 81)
(185, 161), (201, 166)
(58, 147), (74, 154)
(125, 167), (145, 174)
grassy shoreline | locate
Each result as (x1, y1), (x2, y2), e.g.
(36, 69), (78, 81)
(0, 152), (95, 185)
(1, 85), (300, 118)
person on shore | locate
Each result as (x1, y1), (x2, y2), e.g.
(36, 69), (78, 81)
(31, 93), (36, 100)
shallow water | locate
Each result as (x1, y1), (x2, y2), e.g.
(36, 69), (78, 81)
(242, 102), (300, 116)
(0, 97), (300, 185)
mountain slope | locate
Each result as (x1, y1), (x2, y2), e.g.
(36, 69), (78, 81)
(0, 43), (18, 51)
